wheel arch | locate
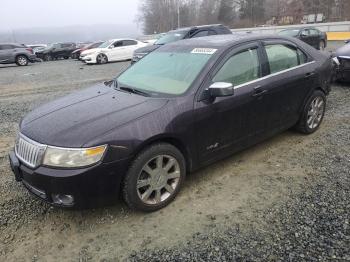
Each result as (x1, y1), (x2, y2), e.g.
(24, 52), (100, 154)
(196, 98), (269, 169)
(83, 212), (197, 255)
(298, 86), (326, 119)
(132, 135), (193, 173)
(15, 53), (29, 60)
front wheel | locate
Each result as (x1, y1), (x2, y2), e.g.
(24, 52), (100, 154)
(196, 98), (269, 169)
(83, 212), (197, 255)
(16, 55), (28, 66)
(295, 90), (326, 134)
(122, 143), (186, 212)
(96, 53), (108, 64)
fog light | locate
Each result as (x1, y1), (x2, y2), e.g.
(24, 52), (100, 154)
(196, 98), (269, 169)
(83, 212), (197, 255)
(52, 194), (74, 206)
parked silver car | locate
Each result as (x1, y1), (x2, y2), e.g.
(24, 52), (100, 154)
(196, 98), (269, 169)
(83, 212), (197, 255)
(0, 43), (37, 66)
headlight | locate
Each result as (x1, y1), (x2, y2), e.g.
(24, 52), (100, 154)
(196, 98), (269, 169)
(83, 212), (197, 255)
(43, 145), (107, 168)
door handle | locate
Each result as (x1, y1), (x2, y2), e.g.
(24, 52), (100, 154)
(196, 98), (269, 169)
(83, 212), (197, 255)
(252, 86), (268, 97)
(305, 72), (315, 78)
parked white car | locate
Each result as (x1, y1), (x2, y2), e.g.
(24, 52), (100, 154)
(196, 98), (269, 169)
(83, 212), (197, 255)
(80, 39), (147, 64)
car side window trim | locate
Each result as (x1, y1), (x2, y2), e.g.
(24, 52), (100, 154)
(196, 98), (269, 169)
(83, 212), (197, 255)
(233, 61), (315, 90)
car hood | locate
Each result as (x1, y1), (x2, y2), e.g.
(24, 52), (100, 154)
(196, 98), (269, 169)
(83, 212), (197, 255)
(134, 45), (160, 54)
(336, 43), (350, 57)
(20, 84), (168, 147)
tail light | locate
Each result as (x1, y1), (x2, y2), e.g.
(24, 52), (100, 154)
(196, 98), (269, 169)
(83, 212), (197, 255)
(26, 48), (33, 54)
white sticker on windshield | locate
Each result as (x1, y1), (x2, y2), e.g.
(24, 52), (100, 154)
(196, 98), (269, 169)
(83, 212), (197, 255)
(191, 48), (217, 55)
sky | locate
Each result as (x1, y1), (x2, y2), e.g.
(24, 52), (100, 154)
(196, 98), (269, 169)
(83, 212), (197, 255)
(0, 0), (140, 31)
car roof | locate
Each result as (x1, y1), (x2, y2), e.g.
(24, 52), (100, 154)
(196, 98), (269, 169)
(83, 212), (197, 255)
(163, 34), (313, 51)
(108, 38), (138, 42)
(164, 34), (261, 48)
(170, 24), (226, 32)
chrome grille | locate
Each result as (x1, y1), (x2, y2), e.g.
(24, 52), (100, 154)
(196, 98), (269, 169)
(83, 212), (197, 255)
(15, 134), (46, 168)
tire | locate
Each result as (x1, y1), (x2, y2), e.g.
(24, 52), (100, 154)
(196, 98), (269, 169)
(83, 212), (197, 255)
(96, 53), (108, 64)
(122, 143), (186, 212)
(15, 55), (28, 66)
(295, 90), (326, 134)
(44, 54), (52, 61)
(64, 56), (69, 59)
(319, 40), (325, 50)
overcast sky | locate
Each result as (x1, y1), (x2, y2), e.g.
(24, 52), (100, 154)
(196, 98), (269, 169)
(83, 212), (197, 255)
(0, 0), (140, 31)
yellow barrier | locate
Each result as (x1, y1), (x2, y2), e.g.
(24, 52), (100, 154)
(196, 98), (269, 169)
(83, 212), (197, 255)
(327, 32), (350, 41)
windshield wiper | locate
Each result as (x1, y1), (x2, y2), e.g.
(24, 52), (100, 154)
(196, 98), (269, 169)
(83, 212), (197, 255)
(119, 85), (151, 97)
(113, 79), (151, 97)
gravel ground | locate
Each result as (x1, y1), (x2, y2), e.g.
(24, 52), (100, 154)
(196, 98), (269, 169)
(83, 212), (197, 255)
(0, 59), (349, 261)
(130, 87), (350, 261)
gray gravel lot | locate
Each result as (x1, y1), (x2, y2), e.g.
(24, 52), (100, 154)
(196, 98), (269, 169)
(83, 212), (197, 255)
(0, 59), (349, 261)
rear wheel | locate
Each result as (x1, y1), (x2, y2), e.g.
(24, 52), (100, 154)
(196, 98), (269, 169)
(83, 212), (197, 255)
(16, 55), (28, 66)
(96, 54), (108, 64)
(295, 90), (326, 134)
(122, 143), (186, 212)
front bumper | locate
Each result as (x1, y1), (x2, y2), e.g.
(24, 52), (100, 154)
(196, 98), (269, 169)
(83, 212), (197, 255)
(81, 54), (96, 64)
(9, 150), (130, 208)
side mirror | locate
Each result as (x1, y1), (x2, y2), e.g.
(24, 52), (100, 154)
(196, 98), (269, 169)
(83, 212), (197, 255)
(209, 82), (234, 97)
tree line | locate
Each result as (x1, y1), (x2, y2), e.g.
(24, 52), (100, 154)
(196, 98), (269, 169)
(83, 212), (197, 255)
(137, 0), (350, 34)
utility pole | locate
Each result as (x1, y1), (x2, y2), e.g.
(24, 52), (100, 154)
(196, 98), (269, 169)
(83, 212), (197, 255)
(177, 0), (181, 28)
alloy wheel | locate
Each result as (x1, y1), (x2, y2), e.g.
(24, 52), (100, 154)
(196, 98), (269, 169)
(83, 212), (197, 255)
(17, 56), (27, 66)
(97, 54), (107, 64)
(137, 155), (181, 205)
(307, 96), (325, 129)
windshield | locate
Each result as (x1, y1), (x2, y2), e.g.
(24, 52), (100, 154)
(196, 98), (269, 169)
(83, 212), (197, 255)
(154, 30), (187, 45)
(278, 29), (300, 37)
(99, 40), (113, 48)
(117, 50), (213, 96)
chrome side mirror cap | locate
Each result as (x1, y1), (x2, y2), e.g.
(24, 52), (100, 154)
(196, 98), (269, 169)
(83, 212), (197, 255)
(209, 82), (234, 97)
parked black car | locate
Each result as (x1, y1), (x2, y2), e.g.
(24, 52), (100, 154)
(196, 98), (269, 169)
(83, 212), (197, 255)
(0, 43), (36, 66)
(9, 35), (332, 211)
(36, 43), (77, 61)
(278, 27), (327, 50)
(132, 24), (232, 63)
(332, 40), (350, 82)
(71, 41), (103, 59)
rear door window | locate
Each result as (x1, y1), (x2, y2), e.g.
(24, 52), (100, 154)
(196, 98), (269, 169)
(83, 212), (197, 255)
(213, 48), (260, 86)
(309, 29), (320, 36)
(122, 40), (138, 46)
(265, 44), (299, 74)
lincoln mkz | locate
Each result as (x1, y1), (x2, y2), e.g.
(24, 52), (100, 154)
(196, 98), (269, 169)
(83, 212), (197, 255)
(9, 35), (332, 211)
